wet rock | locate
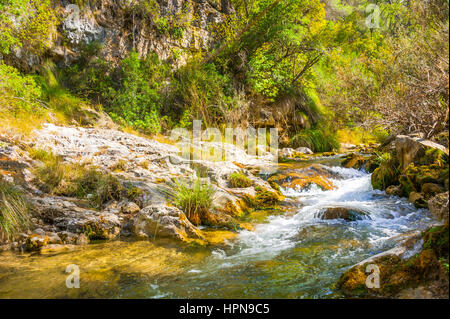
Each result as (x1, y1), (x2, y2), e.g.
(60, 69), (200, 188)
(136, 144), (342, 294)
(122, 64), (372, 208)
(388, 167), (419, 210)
(319, 207), (370, 222)
(386, 185), (404, 197)
(341, 153), (366, 170)
(270, 165), (337, 191)
(409, 192), (428, 209)
(133, 205), (205, 242)
(295, 147), (313, 154)
(75, 233), (89, 245)
(428, 192), (449, 224)
(337, 228), (449, 298)
(40, 244), (77, 254)
(421, 183), (443, 199)
(25, 234), (50, 251)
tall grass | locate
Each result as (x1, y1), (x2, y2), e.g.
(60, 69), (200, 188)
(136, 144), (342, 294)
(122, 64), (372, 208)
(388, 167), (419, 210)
(0, 179), (31, 240)
(164, 178), (216, 225)
(291, 125), (339, 152)
(31, 149), (123, 207)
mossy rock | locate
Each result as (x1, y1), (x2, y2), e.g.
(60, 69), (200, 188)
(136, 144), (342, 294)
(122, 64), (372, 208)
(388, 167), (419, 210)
(228, 172), (254, 188)
(341, 153), (366, 170)
(245, 186), (283, 209)
(371, 161), (399, 190)
(399, 164), (447, 196)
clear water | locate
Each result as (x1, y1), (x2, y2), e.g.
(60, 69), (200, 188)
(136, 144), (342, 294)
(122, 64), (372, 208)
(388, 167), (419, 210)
(0, 160), (436, 298)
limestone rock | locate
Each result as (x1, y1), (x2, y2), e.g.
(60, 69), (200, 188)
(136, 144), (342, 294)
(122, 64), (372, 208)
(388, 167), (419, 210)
(409, 192), (428, 209)
(395, 135), (449, 171)
(428, 192), (449, 224)
(386, 185), (404, 197)
(133, 205), (205, 242)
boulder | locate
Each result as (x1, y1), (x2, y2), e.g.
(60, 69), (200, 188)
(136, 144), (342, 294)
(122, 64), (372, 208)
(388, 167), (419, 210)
(409, 192), (428, 209)
(295, 147), (313, 154)
(395, 135), (449, 171)
(428, 192), (449, 224)
(121, 201), (140, 214)
(133, 205), (205, 242)
(24, 234), (50, 251)
(319, 207), (370, 221)
(341, 153), (366, 170)
(421, 183), (444, 199)
(386, 185), (404, 197)
(371, 163), (399, 190)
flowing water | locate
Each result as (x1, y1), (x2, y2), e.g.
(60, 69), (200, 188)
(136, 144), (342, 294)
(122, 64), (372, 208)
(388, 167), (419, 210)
(0, 157), (437, 298)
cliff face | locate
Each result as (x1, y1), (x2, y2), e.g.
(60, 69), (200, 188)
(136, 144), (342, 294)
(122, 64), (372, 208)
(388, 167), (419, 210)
(18, 0), (228, 70)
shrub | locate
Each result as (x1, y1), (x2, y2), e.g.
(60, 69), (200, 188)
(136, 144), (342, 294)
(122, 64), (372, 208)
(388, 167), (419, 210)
(0, 179), (31, 240)
(228, 172), (253, 188)
(164, 178), (215, 225)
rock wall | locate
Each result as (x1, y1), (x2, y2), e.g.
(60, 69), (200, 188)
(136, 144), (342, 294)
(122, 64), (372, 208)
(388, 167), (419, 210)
(13, 0), (228, 71)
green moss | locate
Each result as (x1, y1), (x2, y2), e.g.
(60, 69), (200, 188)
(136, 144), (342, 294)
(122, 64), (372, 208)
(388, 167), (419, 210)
(228, 172), (253, 188)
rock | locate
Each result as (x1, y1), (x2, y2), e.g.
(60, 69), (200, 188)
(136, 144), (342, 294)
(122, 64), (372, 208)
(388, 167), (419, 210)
(340, 143), (357, 150)
(25, 234), (50, 251)
(371, 161), (399, 190)
(270, 164), (337, 191)
(75, 233), (89, 245)
(121, 201), (140, 214)
(409, 192), (428, 209)
(279, 148), (295, 158)
(32, 228), (45, 236)
(421, 183), (443, 198)
(40, 244), (77, 254)
(341, 153), (366, 170)
(133, 205), (205, 242)
(337, 228), (449, 298)
(295, 147), (313, 154)
(395, 135), (449, 171)
(319, 207), (370, 222)
(386, 185), (404, 197)
(428, 192), (449, 224)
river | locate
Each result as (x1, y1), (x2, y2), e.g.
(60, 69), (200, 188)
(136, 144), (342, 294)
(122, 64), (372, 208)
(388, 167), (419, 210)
(0, 156), (436, 298)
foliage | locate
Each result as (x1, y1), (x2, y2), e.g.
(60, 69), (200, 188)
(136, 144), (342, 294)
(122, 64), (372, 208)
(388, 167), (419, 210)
(0, 0), (58, 55)
(0, 178), (31, 240)
(106, 50), (169, 134)
(0, 61), (43, 116)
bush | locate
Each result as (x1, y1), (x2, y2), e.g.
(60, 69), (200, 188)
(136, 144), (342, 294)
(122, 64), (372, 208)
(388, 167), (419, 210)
(0, 179), (31, 240)
(228, 172), (253, 188)
(164, 178), (216, 225)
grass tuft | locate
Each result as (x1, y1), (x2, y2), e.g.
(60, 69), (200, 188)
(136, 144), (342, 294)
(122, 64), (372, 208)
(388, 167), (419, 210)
(0, 179), (31, 240)
(164, 178), (215, 225)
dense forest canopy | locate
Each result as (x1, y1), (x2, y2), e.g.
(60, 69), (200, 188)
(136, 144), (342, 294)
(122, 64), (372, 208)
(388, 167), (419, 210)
(0, 0), (449, 151)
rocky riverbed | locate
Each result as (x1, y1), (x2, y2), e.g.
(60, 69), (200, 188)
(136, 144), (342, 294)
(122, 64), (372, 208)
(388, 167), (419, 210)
(0, 124), (448, 298)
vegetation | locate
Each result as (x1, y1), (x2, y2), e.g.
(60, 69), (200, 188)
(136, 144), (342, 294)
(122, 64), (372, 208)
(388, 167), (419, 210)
(1, 0), (447, 151)
(31, 149), (124, 207)
(0, 179), (31, 240)
(228, 172), (254, 188)
(165, 178), (216, 225)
